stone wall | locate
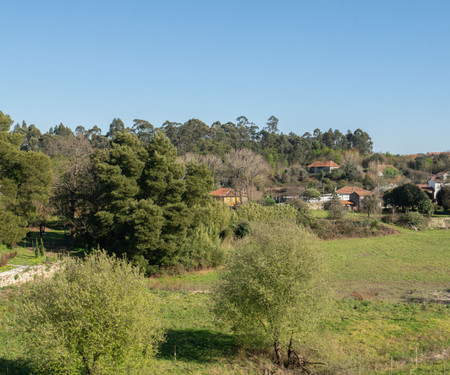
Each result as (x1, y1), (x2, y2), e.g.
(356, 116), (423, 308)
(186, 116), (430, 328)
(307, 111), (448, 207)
(426, 217), (450, 229)
(0, 263), (60, 288)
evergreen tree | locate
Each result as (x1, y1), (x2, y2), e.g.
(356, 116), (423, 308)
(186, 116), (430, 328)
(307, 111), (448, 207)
(89, 130), (215, 273)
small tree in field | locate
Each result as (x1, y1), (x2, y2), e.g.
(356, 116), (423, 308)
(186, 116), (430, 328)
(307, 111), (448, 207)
(213, 223), (327, 367)
(325, 192), (346, 219)
(361, 194), (380, 219)
(9, 251), (164, 375)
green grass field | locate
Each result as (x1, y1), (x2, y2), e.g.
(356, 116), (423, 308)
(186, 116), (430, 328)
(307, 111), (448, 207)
(1, 227), (449, 374)
(321, 228), (450, 302)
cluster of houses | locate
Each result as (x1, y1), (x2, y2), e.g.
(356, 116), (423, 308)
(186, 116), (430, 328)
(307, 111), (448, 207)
(209, 161), (449, 210)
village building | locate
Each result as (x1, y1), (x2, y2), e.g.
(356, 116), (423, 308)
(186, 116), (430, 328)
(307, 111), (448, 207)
(307, 160), (340, 174)
(209, 188), (247, 206)
(336, 186), (373, 209)
(427, 171), (450, 199)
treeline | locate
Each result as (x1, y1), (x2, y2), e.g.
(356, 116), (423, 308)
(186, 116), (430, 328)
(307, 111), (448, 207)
(10, 114), (374, 165)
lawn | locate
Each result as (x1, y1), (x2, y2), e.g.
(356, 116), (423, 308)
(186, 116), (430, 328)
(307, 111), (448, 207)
(321, 228), (450, 302)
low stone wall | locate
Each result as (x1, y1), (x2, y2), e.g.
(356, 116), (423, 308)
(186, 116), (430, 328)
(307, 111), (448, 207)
(0, 263), (60, 288)
(426, 217), (450, 229)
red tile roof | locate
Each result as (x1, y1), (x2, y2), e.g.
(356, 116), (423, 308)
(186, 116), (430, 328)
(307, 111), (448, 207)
(209, 188), (238, 197)
(307, 160), (340, 168)
(336, 186), (373, 197)
(418, 184), (433, 192)
(340, 200), (355, 205)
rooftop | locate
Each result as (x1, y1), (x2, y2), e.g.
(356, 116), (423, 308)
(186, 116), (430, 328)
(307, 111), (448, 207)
(307, 160), (340, 168)
(336, 186), (373, 197)
(209, 188), (239, 197)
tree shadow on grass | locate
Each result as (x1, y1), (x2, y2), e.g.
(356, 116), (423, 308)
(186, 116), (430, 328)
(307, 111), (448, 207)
(158, 329), (236, 363)
(0, 357), (32, 375)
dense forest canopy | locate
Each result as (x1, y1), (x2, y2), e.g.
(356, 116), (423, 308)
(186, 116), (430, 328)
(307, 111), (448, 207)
(10, 114), (374, 163)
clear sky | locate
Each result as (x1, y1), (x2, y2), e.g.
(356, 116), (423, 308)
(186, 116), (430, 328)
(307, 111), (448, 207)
(1, 0), (449, 155)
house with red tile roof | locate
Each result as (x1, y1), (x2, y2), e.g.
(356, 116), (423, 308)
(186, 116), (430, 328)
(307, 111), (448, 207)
(307, 160), (340, 174)
(209, 188), (247, 206)
(336, 186), (373, 209)
(428, 171), (450, 199)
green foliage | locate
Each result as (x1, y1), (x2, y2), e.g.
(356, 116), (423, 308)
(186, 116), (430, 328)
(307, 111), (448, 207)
(213, 223), (328, 364)
(260, 195), (276, 206)
(382, 166), (399, 178)
(233, 220), (251, 239)
(34, 240), (39, 258)
(325, 193), (347, 219)
(0, 110), (13, 131)
(303, 188), (322, 200)
(0, 210), (27, 246)
(437, 185), (450, 212)
(287, 199), (317, 227)
(396, 212), (426, 230)
(89, 131), (219, 273)
(181, 224), (223, 269)
(236, 201), (298, 224)
(361, 194), (380, 218)
(8, 251), (164, 374)
(383, 183), (433, 214)
(0, 130), (52, 245)
(39, 237), (45, 257)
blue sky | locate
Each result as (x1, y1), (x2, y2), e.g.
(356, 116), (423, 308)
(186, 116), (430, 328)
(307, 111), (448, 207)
(1, 0), (449, 154)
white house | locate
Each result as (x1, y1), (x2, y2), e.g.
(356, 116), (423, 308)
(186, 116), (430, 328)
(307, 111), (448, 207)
(428, 171), (450, 199)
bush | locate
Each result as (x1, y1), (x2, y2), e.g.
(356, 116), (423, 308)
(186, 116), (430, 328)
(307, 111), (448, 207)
(396, 212), (425, 230)
(8, 251), (164, 374)
(181, 224), (223, 269)
(236, 201), (298, 224)
(233, 220), (251, 239)
(213, 223), (328, 366)
(324, 193), (347, 219)
(288, 199), (317, 228)
(261, 196), (277, 206)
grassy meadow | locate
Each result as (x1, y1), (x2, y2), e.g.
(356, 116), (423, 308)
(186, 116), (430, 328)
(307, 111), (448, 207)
(1, 227), (449, 374)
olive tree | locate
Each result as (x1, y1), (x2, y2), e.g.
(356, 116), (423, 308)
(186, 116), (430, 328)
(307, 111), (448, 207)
(213, 223), (327, 367)
(9, 251), (164, 375)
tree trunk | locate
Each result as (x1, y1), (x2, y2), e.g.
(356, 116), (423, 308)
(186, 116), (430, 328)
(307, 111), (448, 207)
(274, 340), (283, 366)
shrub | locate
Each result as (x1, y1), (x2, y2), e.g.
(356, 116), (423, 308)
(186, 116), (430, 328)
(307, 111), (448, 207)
(181, 224), (223, 269)
(325, 193), (347, 219)
(213, 223), (328, 367)
(236, 201), (298, 224)
(288, 199), (317, 228)
(382, 166), (399, 178)
(8, 251), (164, 374)
(261, 196), (277, 206)
(233, 220), (251, 239)
(396, 212), (425, 230)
